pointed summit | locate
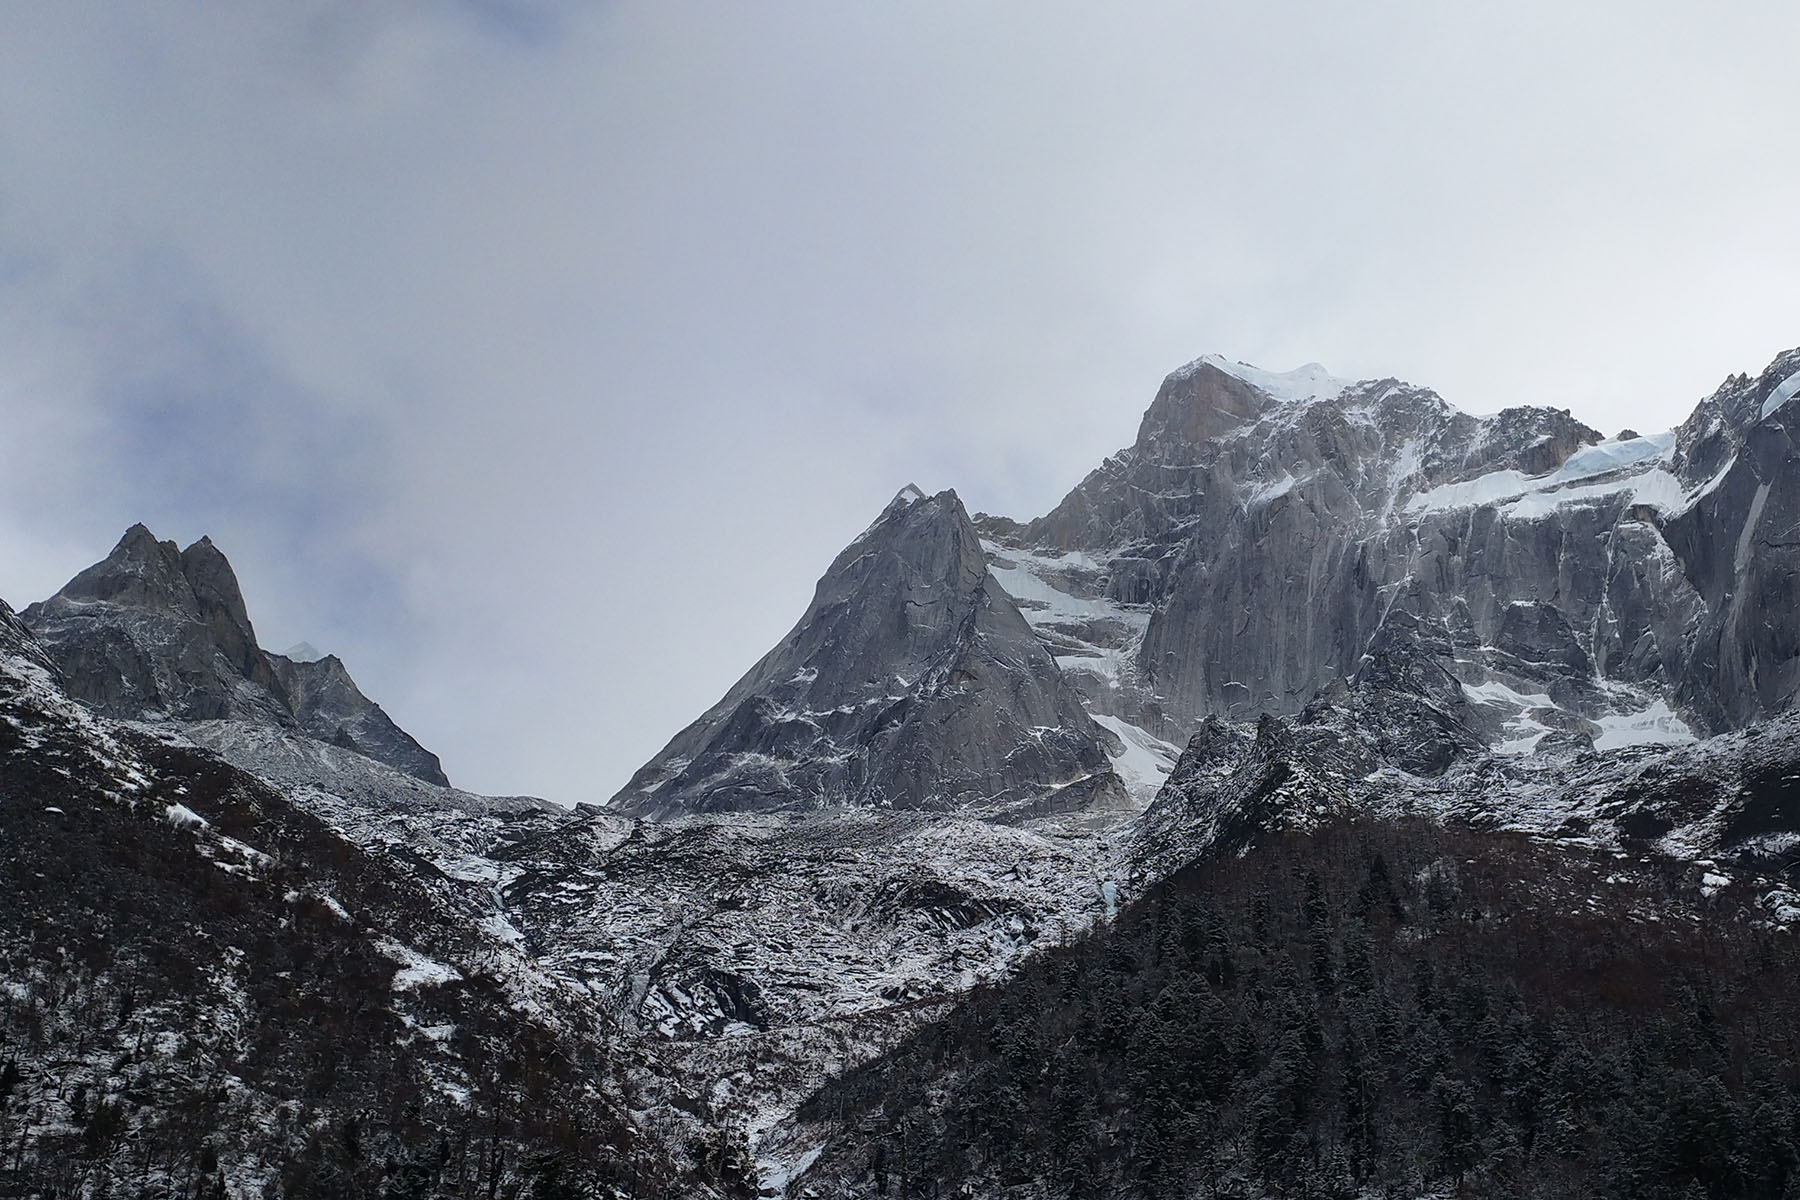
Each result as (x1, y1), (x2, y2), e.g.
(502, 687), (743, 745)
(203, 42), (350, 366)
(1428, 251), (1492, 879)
(612, 487), (1125, 818)
(57, 524), (195, 616)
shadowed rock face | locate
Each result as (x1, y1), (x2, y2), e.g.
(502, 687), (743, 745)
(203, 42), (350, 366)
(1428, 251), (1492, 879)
(611, 487), (1125, 818)
(21, 525), (448, 786)
(982, 345), (1800, 751)
(0, 599), (59, 680)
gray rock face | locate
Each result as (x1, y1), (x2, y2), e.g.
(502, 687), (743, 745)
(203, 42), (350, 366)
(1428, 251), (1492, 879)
(612, 487), (1126, 818)
(1660, 352), (1800, 731)
(21, 525), (448, 785)
(268, 650), (450, 786)
(982, 345), (1800, 757)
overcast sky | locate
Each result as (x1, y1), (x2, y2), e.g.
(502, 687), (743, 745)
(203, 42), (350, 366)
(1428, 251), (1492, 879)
(2, 2), (1796, 802)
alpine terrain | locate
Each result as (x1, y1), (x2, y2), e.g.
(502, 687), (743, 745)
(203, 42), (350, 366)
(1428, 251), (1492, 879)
(4, 341), (1800, 1198)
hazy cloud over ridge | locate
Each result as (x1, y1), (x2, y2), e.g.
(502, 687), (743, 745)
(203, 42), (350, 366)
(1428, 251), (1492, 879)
(2, 2), (1796, 800)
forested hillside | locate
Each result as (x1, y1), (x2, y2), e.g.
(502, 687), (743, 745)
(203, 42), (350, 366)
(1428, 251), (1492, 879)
(0, 631), (691, 1198)
(796, 819), (1800, 1199)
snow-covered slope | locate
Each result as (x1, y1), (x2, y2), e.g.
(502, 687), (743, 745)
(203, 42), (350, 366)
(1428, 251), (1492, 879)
(0, 601), (683, 1195)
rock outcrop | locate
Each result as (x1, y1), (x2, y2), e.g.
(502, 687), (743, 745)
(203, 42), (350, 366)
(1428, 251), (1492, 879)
(611, 487), (1125, 818)
(267, 649), (448, 786)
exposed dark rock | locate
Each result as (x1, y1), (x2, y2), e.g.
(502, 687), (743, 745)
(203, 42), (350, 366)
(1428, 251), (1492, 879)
(1661, 349), (1800, 730)
(1132, 713), (1347, 877)
(269, 650), (449, 786)
(0, 598), (58, 681)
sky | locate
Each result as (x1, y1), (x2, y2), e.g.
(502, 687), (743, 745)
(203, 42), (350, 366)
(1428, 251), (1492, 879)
(1, 2), (1796, 803)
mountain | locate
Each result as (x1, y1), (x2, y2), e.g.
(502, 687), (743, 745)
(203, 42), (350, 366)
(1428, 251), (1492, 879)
(977, 346), (1800, 767)
(611, 486), (1127, 819)
(22, 524), (449, 785)
(7, 339), (1800, 1198)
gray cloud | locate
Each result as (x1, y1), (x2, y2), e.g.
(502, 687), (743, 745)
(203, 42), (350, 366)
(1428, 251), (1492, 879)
(2, 2), (1797, 800)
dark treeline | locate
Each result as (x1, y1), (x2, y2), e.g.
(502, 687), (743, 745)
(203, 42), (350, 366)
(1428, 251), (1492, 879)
(800, 819), (1800, 1199)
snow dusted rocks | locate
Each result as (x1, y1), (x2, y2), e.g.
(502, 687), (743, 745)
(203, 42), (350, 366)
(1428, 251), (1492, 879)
(612, 486), (1126, 818)
(0, 596), (674, 1193)
(22, 524), (449, 785)
(981, 345), (1800, 756)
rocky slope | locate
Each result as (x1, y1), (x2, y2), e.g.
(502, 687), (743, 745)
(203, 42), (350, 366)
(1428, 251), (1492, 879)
(22, 524), (448, 785)
(611, 486), (1127, 819)
(1132, 683), (1800, 907)
(6, 517), (1148, 1193)
(0, 608), (694, 1198)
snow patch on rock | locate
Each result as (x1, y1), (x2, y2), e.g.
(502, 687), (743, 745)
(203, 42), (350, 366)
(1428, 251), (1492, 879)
(1591, 701), (1697, 752)
(1090, 714), (1181, 806)
(1761, 369), (1800, 421)
(1408, 431), (1677, 517)
(1189, 355), (1354, 404)
(377, 938), (463, 991)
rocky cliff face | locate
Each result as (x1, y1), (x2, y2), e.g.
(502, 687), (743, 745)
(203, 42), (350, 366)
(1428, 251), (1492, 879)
(22, 525), (449, 785)
(22, 525), (288, 724)
(979, 346), (1800, 763)
(612, 487), (1126, 818)
(1659, 350), (1800, 730)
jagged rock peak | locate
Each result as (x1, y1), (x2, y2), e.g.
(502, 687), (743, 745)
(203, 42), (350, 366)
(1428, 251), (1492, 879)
(611, 486), (1126, 819)
(58, 523), (205, 616)
(22, 525), (449, 786)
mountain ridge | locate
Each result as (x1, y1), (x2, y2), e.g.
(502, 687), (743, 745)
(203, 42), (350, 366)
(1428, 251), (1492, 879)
(6, 338), (1800, 1198)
